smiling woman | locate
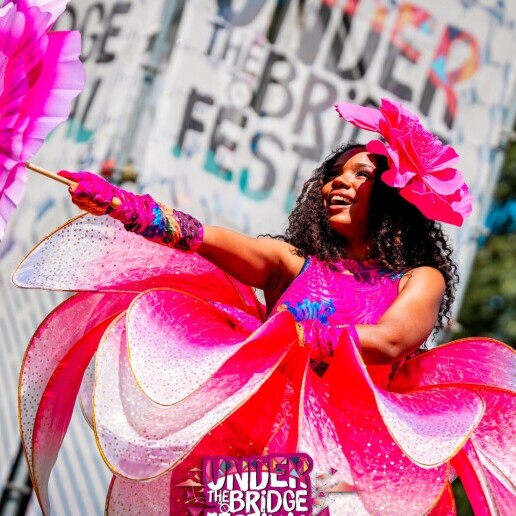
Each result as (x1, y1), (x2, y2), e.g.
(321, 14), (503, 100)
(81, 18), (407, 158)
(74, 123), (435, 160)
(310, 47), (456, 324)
(321, 147), (379, 257)
(15, 99), (515, 515)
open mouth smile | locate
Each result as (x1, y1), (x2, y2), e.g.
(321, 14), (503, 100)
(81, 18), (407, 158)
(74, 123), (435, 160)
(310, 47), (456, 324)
(329, 194), (355, 207)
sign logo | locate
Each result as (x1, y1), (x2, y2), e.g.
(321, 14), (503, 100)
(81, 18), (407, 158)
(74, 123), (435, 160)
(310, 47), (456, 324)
(202, 454), (313, 515)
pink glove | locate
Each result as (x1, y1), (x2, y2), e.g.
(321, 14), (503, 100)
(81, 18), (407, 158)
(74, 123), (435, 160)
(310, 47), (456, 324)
(58, 170), (117, 215)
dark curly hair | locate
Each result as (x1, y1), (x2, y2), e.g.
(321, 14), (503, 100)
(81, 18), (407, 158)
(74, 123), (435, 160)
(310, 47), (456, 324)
(278, 143), (459, 331)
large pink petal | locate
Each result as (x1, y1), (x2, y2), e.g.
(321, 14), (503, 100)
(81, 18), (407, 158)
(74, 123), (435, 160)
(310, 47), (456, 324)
(15, 31), (85, 159)
(470, 390), (515, 508)
(165, 346), (309, 511)
(389, 338), (516, 393)
(420, 167), (464, 195)
(330, 330), (484, 466)
(483, 467), (516, 514)
(323, 329), (453, 514)
(451, 441), (501, 515)
(334, 102), (383, 131)
(18, 292), (135, 514)
(22, 0), (69, 28)
(126, 289), (262, 405)
(376, 387), (484, 466)
(299, 372), (370, 514)
(105, 348), (309, 513)
(400, 181), (464, 226)
(391, 340), (516, 512)
(13, 215), (264, 319)
(93, 310), (298, 480)
(31, 316), (116, 514)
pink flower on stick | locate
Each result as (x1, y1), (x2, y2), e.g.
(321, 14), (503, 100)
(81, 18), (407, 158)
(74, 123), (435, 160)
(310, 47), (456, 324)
(335, 98), (472, 226)
(0, 0), (85, 240)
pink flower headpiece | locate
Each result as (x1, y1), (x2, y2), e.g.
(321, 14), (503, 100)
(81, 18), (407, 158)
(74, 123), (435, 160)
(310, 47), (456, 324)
(334, 98), (472, 226)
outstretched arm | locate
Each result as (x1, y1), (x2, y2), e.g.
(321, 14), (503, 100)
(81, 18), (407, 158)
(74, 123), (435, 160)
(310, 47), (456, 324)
(356, 266), (446, 364)
(58, 171), (304, 301)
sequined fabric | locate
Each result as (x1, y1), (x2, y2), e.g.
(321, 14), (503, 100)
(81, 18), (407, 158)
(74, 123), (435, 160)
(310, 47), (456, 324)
(14, 215), (516, 515)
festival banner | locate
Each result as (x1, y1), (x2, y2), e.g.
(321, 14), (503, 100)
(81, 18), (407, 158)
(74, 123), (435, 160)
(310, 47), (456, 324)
(142, 0), (516, 297)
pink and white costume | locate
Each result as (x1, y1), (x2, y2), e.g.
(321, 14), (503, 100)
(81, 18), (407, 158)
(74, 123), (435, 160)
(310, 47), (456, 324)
(14, 214), (515, 515)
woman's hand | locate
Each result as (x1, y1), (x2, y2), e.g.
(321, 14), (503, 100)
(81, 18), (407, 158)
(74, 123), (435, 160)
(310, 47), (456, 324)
(58, 171), (117, 215)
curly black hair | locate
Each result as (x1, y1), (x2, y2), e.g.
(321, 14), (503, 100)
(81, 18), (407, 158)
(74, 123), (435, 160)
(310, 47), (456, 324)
(278, 143), (459, 331)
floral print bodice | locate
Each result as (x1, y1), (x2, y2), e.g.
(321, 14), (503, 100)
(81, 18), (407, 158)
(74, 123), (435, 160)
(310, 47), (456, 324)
(274, 257), (403, 325)
(272, 257), (404, 370)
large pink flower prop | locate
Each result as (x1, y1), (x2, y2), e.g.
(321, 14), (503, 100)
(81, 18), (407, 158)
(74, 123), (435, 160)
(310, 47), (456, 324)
(335, 98), (472, 226)
(0, 0), (85, 240)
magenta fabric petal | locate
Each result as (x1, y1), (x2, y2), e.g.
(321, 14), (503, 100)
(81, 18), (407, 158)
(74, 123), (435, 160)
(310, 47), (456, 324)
(16, 31), (85, 159)
(420, 167), (464, 195)
(22, 0), (69, 28)
(389, 338), (516, 393)
(364, 138), (388, 157)
(451, 441), (500, 515)
(93, 310), (297, 480)
(0, 0), (84, 239)
(18, 292), (135, 513)
(334, 102), (383, 131)
(381, 164), (415, 188)
(126, 289), (262, 405)
(400, 182), (464, 226)
(430, 144), (460, 169)
(324, 329), (450, 514)
(13, 215), (264, 319)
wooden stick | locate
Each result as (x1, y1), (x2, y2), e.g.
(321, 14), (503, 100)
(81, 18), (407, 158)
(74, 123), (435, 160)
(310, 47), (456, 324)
(26, 162), (121, 208)
(26, 162), (76, 187)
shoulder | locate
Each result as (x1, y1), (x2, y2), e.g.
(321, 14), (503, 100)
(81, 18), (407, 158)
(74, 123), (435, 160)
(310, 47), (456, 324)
(398, 266), (445, 296)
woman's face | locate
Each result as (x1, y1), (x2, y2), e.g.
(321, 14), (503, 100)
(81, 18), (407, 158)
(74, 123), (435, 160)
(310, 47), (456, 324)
(321, 147), (379, 241)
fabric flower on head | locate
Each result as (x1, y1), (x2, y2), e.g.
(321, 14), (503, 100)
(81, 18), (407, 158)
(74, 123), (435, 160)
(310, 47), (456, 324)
(335, 98), (472, 226)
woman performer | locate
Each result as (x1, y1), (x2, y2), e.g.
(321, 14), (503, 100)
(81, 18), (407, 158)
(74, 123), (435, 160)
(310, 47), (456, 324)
(16, 99), (515, 515)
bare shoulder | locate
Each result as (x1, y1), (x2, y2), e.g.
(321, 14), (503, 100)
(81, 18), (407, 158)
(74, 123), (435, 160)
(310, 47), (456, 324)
(398, 266), (445, 296)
